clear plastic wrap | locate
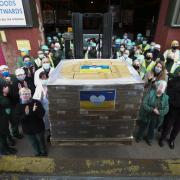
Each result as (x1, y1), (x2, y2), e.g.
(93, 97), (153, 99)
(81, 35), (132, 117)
(48, 59), (144, 86)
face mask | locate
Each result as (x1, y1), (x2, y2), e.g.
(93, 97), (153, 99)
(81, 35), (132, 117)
(133, 65), (140, 70)
(43, 63), (50, 70)
(123, 54), (129, 58)
(154, 67), (162, 74)
(123, 36), (128, 39)
(120, 48), (125, 52)
(20, 99), (31, 104)
(17, 75), (25, 81)
(137, 37), (141, 40)
(2, 71), (10, 77)
(54, 47), (60, 51)
(44, 51), (49, 55)
(172, 46), (178, 50)
(142, 41), (147, 45)
(24, 61), (32, 67)
(166, 57), (174, 63)
(20, 94), (31, 104)
(38, 54), (44, 59)
(41, 79), (48, 86)
(135, 54), (140, 58)
(146, 56), (152, 60)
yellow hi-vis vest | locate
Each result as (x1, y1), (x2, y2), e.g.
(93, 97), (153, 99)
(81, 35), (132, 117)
(140, 44), (150, 53)
(142, 60), (156, 72)
(170, 63), (180, 74)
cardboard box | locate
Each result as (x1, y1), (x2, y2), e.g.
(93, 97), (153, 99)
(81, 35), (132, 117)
(48, 59), (144, 144)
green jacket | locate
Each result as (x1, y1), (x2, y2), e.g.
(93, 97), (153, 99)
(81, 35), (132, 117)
(17, 56), (35, 68)
(139, 89), (169, 127)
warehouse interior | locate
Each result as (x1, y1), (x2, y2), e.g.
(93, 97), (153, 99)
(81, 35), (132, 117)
(40, 0), (161, 39)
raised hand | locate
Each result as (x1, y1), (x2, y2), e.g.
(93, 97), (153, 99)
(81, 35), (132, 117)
(33, 103), (37, 112)
(25, 105), (29, 115)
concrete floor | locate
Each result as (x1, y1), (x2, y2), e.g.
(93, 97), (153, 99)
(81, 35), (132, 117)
(15, 130), (180, 159)
(1, 175), (180, 180)
(1, 130), (180, 178)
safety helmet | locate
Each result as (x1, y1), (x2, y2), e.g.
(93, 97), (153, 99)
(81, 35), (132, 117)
(47, 36), (51, 40)
(15, 68), (25, 76)
(115, 38), (121, 44)
(41, 45), (49, 51)
(137, 33), (142, 37)
(0, 65), (8, 71)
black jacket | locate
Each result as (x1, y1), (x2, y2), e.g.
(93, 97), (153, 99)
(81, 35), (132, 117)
(22, 66), (36, 95)
(15, 99), (45, 135)
(11, 79), (35, 105)
(0, 95), (12, 135)
(167, 76), (180, 108)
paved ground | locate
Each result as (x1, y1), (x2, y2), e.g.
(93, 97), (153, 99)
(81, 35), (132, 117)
(1, 175), (180, 180)
(1, 128), (180, 178)
(15, 129), (180, 159)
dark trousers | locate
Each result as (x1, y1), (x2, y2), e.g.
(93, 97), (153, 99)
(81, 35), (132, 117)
(137, 119), (157, 141)
(0, 134), (9, 154)
(9, 109), (21, 137)
(160, 107), (180, 142)
(26, 131), (47, 156)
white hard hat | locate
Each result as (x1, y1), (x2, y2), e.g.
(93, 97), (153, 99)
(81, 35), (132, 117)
(150, 42), (156, 46)
(155, 44), (161, 49)
(15, 68), (25, 76)
(0, 65), (8, 71)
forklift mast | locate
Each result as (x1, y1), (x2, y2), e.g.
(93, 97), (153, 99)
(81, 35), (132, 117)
(72, 13), (113, 59)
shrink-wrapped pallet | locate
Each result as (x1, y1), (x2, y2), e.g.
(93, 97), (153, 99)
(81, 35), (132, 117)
(48, 59), (144, 144)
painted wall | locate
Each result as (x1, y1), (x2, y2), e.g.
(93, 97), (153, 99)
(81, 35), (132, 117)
(154, 0), (180, 52)
(0, 0), (44, 71)
(0, 46), (6, 65)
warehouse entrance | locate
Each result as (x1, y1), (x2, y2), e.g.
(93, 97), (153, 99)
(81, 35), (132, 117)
(40, 0), (161, 40)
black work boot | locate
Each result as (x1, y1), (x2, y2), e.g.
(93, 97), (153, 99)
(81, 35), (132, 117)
(158, 138), (164, 147)
(13, 133), (24, 139)
(168, 140), (175, 149)
(7, 136), (16, 146)
(7, 147), (17, 154)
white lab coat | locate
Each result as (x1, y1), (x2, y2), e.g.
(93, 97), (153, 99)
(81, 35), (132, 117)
(33, 83), (50, 130)
(34, 67), (54, 86)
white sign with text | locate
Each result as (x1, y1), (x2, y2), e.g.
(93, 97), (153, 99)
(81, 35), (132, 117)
(0, 0), (26, 26)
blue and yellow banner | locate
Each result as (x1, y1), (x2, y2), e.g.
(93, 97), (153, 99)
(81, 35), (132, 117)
(80, 90), (116, 111)
(80, 65), (111, 73)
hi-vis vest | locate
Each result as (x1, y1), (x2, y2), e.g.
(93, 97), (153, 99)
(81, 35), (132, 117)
(164, 49), (180, 63)
(142, 60), (156, 72)
(140, 44), (150, 53)
(170, 63), (180, 74)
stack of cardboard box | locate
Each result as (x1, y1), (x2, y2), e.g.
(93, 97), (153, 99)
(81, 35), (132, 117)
(48, 59), (144, 145)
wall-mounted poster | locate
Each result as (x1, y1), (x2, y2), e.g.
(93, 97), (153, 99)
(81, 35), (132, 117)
(0, 0), (26, 26)
(80, 90), (116, 111)
(16, 40), (31, 50)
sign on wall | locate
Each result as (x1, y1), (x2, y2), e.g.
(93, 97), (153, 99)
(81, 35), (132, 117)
(16, 40), (31, 50)
(0, 0), (26, 26)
